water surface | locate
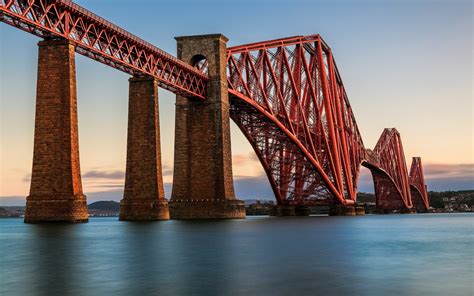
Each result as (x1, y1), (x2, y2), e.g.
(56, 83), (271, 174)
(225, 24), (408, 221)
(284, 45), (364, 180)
(1, 214), (472, 295)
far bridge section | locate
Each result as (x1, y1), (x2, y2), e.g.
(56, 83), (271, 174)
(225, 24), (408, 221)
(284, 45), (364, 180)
(0, 0), (429, 222)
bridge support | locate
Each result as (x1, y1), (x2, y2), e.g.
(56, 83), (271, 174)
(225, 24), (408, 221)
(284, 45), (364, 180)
(410, 186), (428, 213)
(371, 169), (410, 213)
(328, 205), (366, 216)
(25, 39), (88, 223)
(170, 34), (245, 219)
(119, 76), (169, 221)
(270, 205), (311, 216)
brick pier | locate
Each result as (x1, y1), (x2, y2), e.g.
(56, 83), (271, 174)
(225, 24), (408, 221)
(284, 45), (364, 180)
(25, 39), (88, 223)
(119, 76), (170, 221)
(170, 34), (245, 219)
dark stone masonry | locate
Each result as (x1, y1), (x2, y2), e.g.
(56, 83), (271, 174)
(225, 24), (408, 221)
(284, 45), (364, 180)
(119, 76), (170, 221)
(25, 39), (88, 223)
(170, 34), (245, 219)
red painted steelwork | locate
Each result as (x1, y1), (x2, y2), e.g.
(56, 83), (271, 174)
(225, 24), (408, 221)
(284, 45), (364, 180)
(0, 0), (429, 210)
(371, 128), (413, 208)
(409, 157), (429, 210)
(0, 0), (208, 99)
(227, 36), (429, 209)
(227, 35), (365, 206)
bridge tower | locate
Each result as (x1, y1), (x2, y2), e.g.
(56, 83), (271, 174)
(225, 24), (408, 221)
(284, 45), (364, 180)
(25, 39), (88, 223)
(170, 34), (245, 219)
(119, 76), (170, 221)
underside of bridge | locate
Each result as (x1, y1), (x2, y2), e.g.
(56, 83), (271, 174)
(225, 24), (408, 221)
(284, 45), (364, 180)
(411, 186), (429, 213)
(0, 0), (429, 222)
(362, 163), (410, 213)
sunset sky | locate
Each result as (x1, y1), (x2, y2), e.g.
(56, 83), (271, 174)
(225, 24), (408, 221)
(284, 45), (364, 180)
(0, 0), (472, 205)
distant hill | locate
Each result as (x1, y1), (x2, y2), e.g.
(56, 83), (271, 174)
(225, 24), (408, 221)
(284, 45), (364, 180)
(244, 199), (275, 206)
(0, 207), (22, 218)
(88, 201), (120, 211)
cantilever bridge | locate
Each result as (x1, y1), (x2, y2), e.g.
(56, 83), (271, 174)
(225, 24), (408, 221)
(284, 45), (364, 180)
(1, 0), (429, 222)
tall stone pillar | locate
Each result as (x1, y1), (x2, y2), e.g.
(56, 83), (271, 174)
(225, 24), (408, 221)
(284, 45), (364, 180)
(25, 39), (88, 223)
(170, 34), (245, 219)
(119, 76), (169, 221)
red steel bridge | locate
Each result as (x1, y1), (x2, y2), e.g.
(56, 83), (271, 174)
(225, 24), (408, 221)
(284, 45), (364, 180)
(1, 0), (429, 221)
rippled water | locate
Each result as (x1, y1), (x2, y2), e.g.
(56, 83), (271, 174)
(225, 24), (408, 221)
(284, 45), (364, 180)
(0, 214), (472, 296)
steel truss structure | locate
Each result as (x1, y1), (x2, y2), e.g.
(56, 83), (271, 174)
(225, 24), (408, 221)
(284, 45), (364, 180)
(0, 0), (207, 98)
(227, 37), (429, 210)
(1, 0), (429, 210)
(370, 128), (412, 209)
(227, 35), (365, 206)
(409, 157), (429, 210)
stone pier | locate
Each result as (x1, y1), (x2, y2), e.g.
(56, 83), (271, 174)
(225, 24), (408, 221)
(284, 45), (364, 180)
(119, 76), (169, 221)
(270, 205), (311, 216)
(328, 205), (366, 216)
(25, 39), (88, 223)
(170, 34), (245, 219)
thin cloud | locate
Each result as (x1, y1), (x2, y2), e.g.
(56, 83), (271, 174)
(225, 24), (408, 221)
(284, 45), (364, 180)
(83, 170), (125, 179)
(232, 153), (259, 166)
(93, 184), (124, 189)
(22, 174), (31, 183)
(162, 164), (173, 177)
(423, 163), (473, 180)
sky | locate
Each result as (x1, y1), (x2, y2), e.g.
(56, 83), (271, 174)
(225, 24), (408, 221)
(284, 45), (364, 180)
(0, 0), (472, 205)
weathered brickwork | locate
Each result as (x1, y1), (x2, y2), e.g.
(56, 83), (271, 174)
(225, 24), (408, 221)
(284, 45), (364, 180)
(170, 34), (245, 219)
(329, 205), (357, 216)
(119, 76), (169, 221)
(270, 205), (311, 216)
(25, 39), (88, 223)
(328, 205), (366, 216)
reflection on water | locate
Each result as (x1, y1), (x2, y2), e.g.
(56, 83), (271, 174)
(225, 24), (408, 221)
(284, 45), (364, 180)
(0, 214), (472, 296)
(30, 225), (82, 296)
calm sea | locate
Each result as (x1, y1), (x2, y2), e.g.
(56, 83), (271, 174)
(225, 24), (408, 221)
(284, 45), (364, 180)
(0, 214), (472, 296)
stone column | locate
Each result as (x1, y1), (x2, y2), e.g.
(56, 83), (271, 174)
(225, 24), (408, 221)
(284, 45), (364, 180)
(119, 76), (169, 221)
(170, 34), (245, 219)
(25, 39), (88, 223)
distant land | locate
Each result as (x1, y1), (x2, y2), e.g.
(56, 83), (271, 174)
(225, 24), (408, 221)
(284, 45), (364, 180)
(1, 190), (473, 218)
(88, 201), (120, 217)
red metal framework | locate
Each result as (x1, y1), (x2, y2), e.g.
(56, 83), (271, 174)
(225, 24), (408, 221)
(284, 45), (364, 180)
(227, 36), (428, 209)
(370, 128), (413, 208)
(409, 157), (429, 210)
(227, 35), (366, 206)
(0, 0), (429, 210)
(0, 0), (208, 99)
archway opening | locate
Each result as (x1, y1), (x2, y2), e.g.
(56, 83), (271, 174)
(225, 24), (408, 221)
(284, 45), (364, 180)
(356, 165), (376, 211)
(190, 54), (208, 75)
(229, 119), (274, 212)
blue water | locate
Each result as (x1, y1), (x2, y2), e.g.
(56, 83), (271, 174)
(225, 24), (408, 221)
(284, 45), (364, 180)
(0, 214), (472, 296)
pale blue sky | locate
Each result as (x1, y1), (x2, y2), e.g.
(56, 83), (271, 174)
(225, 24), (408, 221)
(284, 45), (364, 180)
(0, 0), (472, 204)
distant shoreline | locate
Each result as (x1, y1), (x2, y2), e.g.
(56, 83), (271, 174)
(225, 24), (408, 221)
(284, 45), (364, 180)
(1, 190), (473, 218)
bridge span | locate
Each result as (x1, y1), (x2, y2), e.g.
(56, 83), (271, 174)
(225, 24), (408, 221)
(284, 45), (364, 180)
(0, 0), (429, 222)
